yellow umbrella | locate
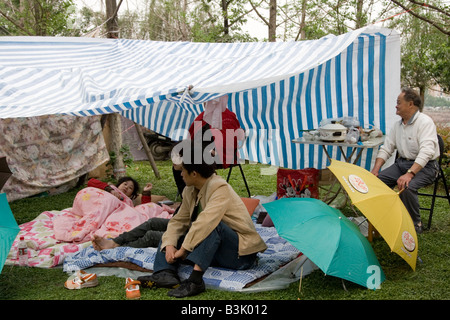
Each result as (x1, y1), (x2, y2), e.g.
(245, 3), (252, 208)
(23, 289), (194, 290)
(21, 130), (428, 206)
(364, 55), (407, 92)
(328, 159), (418, 270)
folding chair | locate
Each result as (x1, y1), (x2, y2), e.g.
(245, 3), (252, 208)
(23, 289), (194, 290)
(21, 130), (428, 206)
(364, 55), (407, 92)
(418, 135), (450, 229)
(174, 159), (251, 200)
(225, 162), (251, 197)
(218, 132), (251, 197)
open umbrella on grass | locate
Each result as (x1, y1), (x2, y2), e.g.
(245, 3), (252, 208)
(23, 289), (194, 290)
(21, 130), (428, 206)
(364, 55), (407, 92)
(0, 193), (20, 273)
(0, 157), (18, 273)
(263, 197), (385, 289)
(328, 160), (418, 270)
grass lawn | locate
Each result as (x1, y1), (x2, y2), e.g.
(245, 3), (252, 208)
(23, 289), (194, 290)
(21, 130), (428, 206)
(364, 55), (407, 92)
(1, 160), (449, 302)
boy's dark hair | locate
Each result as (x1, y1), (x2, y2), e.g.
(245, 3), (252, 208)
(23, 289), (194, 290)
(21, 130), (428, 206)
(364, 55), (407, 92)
(176, 139), (216, 178)
(402, 87), (422, 111)
(115, 176), (140, 199)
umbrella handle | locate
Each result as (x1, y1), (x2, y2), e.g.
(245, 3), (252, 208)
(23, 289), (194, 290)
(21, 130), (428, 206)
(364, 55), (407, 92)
(357, 217), (368, 227)
(397, 188), (406, 195)
(341, 279), (348, 292)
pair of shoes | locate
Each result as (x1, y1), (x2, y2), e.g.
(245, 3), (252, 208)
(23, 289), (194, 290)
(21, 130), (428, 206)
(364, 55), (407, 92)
(64, 270), (98, 289)
(137, 270), (180, 289)
(125, 278), (141, 300)
(415, 223), (424, 234)
(168, 280), (205, 298)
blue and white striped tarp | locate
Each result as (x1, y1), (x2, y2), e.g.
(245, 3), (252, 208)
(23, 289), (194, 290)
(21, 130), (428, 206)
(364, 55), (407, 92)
(0, 26), (400, 170)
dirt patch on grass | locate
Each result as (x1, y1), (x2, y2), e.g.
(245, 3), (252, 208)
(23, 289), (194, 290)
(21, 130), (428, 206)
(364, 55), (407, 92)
(424, 107), (450, 127)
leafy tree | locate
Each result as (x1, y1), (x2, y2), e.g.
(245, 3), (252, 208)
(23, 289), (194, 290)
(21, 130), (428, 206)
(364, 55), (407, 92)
(0, 0), (76, 36)
(386, 0), (449, 97)
(428, 36), (450, 93)
(195, 0), (256, 42)
(118, 0), (256, 42)
(390, 0), (449, 36)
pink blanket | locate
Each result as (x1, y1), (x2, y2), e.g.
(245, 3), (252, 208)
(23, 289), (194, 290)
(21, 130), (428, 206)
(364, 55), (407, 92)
(53, 186), (174, 243)
(6, 210), (92, 268)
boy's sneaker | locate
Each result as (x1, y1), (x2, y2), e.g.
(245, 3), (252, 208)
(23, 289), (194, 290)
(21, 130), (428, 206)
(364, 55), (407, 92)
(64, 270), (98, 290)
(167, 279), (205, 298)
(125, 278), (141, 300)
(138, 270), (180, 289)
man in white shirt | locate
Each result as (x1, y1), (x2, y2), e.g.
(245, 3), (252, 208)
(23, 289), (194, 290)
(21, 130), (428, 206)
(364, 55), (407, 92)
(371, 88), (439, 233)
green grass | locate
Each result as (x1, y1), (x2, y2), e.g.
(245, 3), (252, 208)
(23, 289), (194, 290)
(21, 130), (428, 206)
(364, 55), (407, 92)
(1, 160), (449, 301)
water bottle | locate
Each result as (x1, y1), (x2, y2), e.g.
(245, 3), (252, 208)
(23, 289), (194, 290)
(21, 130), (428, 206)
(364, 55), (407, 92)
(17, 236), (28, 266)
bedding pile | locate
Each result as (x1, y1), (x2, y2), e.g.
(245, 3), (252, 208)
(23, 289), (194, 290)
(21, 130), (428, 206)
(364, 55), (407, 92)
(52, 186), (174, 242)
(6, 210), (91, 268)
(6, 187), (174, 268)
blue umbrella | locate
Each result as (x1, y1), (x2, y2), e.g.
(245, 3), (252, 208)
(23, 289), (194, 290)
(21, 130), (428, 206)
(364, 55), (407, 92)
(263, 198), (385, 289)
(0, 193), (20, 273)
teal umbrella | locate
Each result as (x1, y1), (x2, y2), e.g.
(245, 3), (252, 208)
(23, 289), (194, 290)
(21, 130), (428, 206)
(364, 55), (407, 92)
(0, 193), (20, 273)
(263, 198), (385, 289)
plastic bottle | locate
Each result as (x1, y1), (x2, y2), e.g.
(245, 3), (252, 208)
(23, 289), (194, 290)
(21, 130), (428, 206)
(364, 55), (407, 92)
(17, 236), (28, 266)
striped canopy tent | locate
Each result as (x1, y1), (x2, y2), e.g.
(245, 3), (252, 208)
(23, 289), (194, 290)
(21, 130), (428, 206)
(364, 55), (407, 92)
(0, 25), (400, 170)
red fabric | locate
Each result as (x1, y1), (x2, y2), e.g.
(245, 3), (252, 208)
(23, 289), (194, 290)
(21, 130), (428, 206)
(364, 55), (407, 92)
(188, 109), (242, 169)
(87, 178), (108, 190)
(141, 194), (151, 204)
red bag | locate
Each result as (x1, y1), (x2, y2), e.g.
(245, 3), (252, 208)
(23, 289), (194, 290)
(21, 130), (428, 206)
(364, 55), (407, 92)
(277, 168), (320, 199)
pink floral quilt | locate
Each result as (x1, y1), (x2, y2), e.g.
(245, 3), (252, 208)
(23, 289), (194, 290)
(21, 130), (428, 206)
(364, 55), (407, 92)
(6, 210), (91, 268)
(6, 187), (174, 268)
(53, 186), (173, 243)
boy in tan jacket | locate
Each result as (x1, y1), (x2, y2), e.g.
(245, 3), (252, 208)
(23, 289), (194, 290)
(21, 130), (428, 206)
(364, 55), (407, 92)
(139, 140), (267, 298)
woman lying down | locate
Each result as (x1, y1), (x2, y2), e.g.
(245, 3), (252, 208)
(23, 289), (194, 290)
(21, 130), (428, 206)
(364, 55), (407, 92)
(53, 177), (175, 243)
(90, 176), (173, 250)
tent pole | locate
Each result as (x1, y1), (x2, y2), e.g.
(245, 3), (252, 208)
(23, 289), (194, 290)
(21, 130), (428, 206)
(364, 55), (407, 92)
(134, 123), (161, 179)
(108, 113), (126, 179)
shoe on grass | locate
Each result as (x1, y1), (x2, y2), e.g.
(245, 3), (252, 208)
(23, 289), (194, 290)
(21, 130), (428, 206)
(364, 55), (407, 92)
(138, 270), (180, 289)
(415, 223), (424, 234)
(125, 278), (141, 300)
(64, 270), (98, 290)
(167, 279), (205, 298)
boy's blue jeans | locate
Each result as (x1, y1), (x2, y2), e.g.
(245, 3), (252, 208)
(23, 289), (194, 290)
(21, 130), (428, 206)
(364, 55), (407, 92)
(153, 222), (257, 273)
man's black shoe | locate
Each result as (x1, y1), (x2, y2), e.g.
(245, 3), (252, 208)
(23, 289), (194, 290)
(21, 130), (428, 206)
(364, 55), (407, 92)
(415, 223), (424, 234)
(167, 279), (206, 298)
(138, 270), (180, 289)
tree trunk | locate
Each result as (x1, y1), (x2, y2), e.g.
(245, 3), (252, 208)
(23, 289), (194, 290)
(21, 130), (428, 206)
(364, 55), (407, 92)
(299, 0), (307, 40)
(268, 0), (276, 42)
(108, 113), (126, 179)
(19, 0), (25, 30)
(105, 0), (119, 39)
(355, 0), (364, 29)
(104, 0), (125, 179)
(419, 85), (426, 108)
(180, 0), (189, 41)
(221, 0), (229, 35)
